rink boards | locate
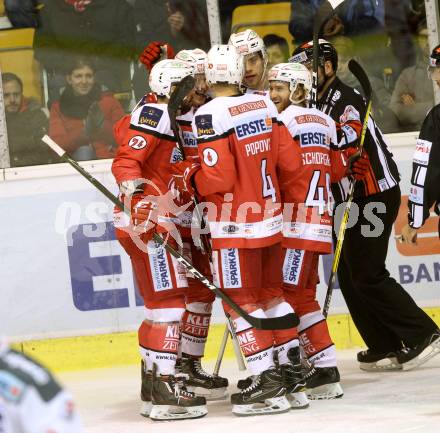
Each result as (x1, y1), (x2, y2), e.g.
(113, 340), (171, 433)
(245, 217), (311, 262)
(1, 132), (439, 371)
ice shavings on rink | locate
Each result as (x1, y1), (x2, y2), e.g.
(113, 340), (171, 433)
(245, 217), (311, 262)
(58, 349), (440, 433)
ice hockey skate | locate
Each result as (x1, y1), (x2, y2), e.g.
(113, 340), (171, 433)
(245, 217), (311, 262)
(282, 347), (309, 409)
(304, 365), (344, 400)
(397, 330), (440, 371)
(231, 368), (290, 416)
(140, 360), (152, 417)
(357, 349), (402, 372)
(149, 364), (208, 421)
(178, 357), (229, 400)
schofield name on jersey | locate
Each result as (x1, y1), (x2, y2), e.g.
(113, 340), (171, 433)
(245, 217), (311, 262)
(302, 152), (330, 166)
(235, 116), (272, 140)
(138, 106), (163, 128)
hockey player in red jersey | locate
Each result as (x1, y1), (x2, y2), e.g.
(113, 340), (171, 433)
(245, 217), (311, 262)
(229, 29), (268, 93)
(172, 48), (229, 400)
(172, 44), (304, 416)
(269, 62), (349, 400)
(111, 59), (207, 421)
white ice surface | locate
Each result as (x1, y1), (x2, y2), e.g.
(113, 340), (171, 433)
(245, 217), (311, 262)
(59, 349), (440, 433)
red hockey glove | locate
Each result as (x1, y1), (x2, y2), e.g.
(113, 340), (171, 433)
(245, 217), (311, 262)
(139, 41), (175, 71)
(344, 148), (371, 181)
(171, 159), (201, 198)
(130, 194), (159, 238)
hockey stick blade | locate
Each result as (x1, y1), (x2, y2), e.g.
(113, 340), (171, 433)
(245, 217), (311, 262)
(348, 59), (372, 101)
(42, 135), (298, 330)
(168, 75), (195, 134)
(167, 75), (212, 257)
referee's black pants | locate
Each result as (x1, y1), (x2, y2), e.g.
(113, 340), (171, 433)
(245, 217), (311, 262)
(336, 185), (437, 353)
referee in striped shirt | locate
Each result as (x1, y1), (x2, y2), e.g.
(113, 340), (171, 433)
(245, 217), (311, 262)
(401, 44), (440, 245)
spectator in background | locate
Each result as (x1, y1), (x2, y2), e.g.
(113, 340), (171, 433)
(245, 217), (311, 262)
(218, 0), (281, 43)
(384, 0), (425, 74)
(332, 35), (400, 133)
(49, 57), (124, 160)
(2, 72), (52, 167)
(390, 25), (435, 131)
(34, 0), (135, 103)
(289, 0), (385, 46)
(4, 0), (40, 27)
(263, 33), (289, 69)
(132, 0), (209, 100)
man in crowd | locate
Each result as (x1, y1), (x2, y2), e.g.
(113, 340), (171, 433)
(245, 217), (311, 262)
(2, 72), (52, 167)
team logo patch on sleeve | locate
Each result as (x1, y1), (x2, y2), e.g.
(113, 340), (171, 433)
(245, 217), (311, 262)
(202, 148), (218, 166)
(195, 114), (215, 136)
(340, 105), (360, 123)
(138, 106), (163, 128)
(128, 135), (147, 150)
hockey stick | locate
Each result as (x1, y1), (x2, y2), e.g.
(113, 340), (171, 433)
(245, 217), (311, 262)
(167, 75), (212, 257)
(311, 1), (334, 108)
(213, 318), (246, 376)
(322, 59), (372, 318)
(42, 135), (298, 330)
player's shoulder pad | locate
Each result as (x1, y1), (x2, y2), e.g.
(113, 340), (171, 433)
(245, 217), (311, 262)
(194, 113), (215, 137)
(130, 103), (169, 132)
(137, 105), (164, 128)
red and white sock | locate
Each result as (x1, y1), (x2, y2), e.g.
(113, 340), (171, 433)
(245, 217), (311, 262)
(232, 309), (275, 375)
(180, 302), (212, 358)
(298, 310), (336, 368)
(138, 307), (185, 375)
(264, 300), (299, 365)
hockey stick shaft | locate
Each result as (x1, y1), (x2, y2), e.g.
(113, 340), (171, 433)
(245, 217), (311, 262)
(322, 60), (372, 318)
(168, 76), (212, 257)
(42, 135), (298, 330)
(213, 324), (229, 376)
(213, 319), (246, 375)
(228, 316), (246, 371)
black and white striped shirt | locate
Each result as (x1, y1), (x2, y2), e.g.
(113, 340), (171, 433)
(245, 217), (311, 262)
(318, 77), (400, 202)
(408, 104), (440, 230)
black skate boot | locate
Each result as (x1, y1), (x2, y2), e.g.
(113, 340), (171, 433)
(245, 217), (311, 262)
(231, 367), (290, 416)
(304, 365), (343, 400)
(357, 349), (401, 372)
(180, 357), (229, 400)
(237, 375), (255, 390)
(149, 364), (208, 421)
(140, 360), (152, 417)
(397, 330), (440, 371)
(281, 347), (309, 409)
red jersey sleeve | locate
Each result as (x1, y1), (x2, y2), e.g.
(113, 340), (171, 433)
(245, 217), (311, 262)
(111, 115), (160, 184)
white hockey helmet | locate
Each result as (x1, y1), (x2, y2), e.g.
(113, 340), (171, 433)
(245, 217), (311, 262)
(149, 59), (194, 98)
(175, 48), (207, 75)
(268, 62), (312, 103)
(205, 44), (244, 86)
(228, 29), (268, 63)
